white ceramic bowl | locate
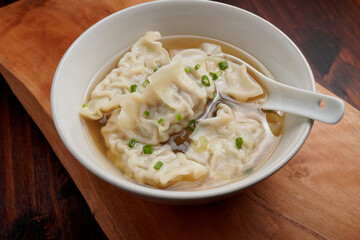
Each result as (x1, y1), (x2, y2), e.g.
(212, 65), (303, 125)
(51, 0), (314, 204)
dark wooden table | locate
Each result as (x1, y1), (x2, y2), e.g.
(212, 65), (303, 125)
(1, 0), (359, 239)
(0, 2), (106, 238)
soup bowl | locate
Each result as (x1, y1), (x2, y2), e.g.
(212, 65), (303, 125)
(51, 0), (314, 204)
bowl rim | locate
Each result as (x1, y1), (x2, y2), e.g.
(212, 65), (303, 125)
(51, 0), (314, 201)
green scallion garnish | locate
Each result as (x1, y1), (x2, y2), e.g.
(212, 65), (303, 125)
(194, 64), (200, 70)
(201, 75), (210, 86)
(82, 103), (88, 108)
(245, 168), (253, 174)
(218, 61), (229, 70)
(154, 65), (161, 72)
(209, 72), (218, 81)
(128, 139), (136, 148)
(143, 144), (153, 154)
(144, 110), (150, 117)
(130, 84), (137, 93)
(265, 109), (275, 113)
(236, 137), (243, 149)
(176, 114), (183, 121)
(154, 161), (163, 170)
(158, 118), (164, 124)
(143, 79), (150, 88)
(188, 119), (196, 131)
(212, 92), (217, 99)
(216, 71), (222, 77)
(184, 68), (190, 73)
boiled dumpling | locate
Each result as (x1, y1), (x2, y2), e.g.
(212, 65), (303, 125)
(186, 104), (265, 179)
(102, 110), (208, 188)
(80, 31), (171, 120)
(114, 48), (214, 145)
(206, 56), (264, 102)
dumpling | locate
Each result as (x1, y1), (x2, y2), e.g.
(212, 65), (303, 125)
(186, 104), (265, 179)
(114, 48), (215, 145)
(80, 31), (171, 120)
(102, 110), (208, 188)
(206, 56), (264, 102)
(171, 42), (264, 102)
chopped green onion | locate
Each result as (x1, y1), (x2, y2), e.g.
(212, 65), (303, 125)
(184, 68), (190, 73)
(144, 110), (150, 117)
(265, 109), (275, 113)
(128, 139), (136, 148)
(158, 118), (164, 124)
(193, 136), (209, 152)
(218, 61), (229, 70)
(194, 64), (200, 70)
(82, 103), (88, 108)
(245, 168), (253, 174)
(188, 119), (196, 131)
(143, 144), (153, 154)
(212, 92), (217, 99)
(154, 161), (163, 170)
(176, 114), (183, 121)
(201, 75), (210, 86)
(209, 72), (218, 81)
(216, 71), (222, 77)
(143, 79), (150, 87)
(154, 66), (161, 72)
(236, 137), (243, 149)
(130, 84), (137, 93)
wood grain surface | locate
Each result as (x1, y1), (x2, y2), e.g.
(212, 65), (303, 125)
(0, 79), (107, 239)
(1, 0), (360, 239)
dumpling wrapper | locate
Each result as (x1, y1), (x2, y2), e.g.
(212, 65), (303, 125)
(186, 104), (265, 179)
(102, 111), (208, 188)
(80, 31), (171, 120)
(206, 56), (264, 102)
(114, 49), (214, 145)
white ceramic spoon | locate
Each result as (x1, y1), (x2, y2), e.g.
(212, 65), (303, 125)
(222, 54), (345, 124)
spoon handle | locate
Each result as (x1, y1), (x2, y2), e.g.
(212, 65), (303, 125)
(262, 82), (345, 124)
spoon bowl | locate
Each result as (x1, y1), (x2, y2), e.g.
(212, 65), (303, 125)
(223, 54), (345, 124)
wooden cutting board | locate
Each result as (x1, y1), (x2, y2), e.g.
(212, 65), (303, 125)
(1, 0), (359, 239)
